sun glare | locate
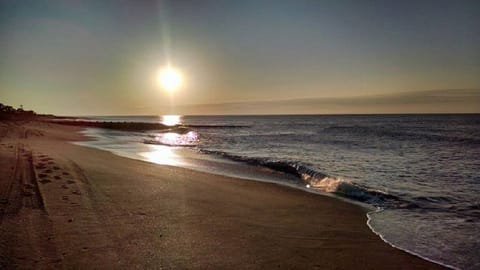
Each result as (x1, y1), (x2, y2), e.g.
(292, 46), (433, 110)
(158, 67), (182, 92)
(140, 145), (182, 166)
(162, 115), (181, 126)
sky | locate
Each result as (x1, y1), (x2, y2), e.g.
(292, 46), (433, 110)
(1, 0), (479, 115)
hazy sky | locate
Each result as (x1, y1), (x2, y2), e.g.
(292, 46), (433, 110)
(1, 0), (479, 115)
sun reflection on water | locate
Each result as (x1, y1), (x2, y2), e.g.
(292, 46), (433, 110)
(139, 145), (183, 166)
(154, 131), (198, 146)
(162, 115), (181, 126)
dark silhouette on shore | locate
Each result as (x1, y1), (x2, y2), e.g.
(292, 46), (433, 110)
(52, 120), (247, 131)
(1, 103), (246, 132)
(53, 120), (172, 131)
(0, 103), (37, 120)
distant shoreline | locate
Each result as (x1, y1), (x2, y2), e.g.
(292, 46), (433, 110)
(54, 112), (480, 118)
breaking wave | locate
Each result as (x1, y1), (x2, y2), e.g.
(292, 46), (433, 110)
(200, 150), (405, 208)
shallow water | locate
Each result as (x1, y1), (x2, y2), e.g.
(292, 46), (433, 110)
(77, 114), (480, 269)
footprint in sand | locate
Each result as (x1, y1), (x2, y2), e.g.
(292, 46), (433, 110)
(44, 169), (53, 173)
(72, 190), (82, 195)
(66, 180), (75, 184)
(54, 175), (61, 180)
(24, 183), (34, 189)
(62, 172), (71, 176)
(35, 163), (46, 170)
(38, 172), (52, 183)
(61, 184), (68, 189)
(22, 190), (34, 196)
(62, 196), (69, 201)
(53, 166), (60, 170)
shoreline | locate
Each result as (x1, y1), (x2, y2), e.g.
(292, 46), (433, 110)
(366, 210), (457, 270)
(77, 125), (457, 270)
(0, 120), (445, 269)
(76, 127), (376, 210)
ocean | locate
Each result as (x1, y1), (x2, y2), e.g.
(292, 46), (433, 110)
(74, 114), (480, 269)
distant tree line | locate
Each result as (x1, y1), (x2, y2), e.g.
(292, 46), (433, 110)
(0, 103), (36, 120)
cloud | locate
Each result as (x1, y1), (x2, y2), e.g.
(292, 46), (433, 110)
(175, 89), (480, 115)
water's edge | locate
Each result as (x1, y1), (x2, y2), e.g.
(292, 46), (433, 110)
(71, 130), (451, 269)
(366, 209), (457, 270)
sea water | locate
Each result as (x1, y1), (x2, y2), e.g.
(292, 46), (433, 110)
(75, 114), (480, 269)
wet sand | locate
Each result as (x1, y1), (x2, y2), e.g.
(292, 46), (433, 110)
(0, 120), (444, 269)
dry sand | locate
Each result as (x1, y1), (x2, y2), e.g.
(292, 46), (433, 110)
(0, 120), (444, 269)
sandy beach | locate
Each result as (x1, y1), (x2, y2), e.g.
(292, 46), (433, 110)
(0, 120), (444, 269)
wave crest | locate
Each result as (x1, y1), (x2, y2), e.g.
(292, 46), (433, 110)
(200, 150), (401, 207)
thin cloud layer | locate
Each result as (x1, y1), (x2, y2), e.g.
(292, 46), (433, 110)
(176, 89), (480, 115)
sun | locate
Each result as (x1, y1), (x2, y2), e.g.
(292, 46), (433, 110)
(158, 67), (182, 92)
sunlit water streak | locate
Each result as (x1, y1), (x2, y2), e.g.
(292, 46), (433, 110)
(161, 115), (181, 126)
(139, 144), (183, 166)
